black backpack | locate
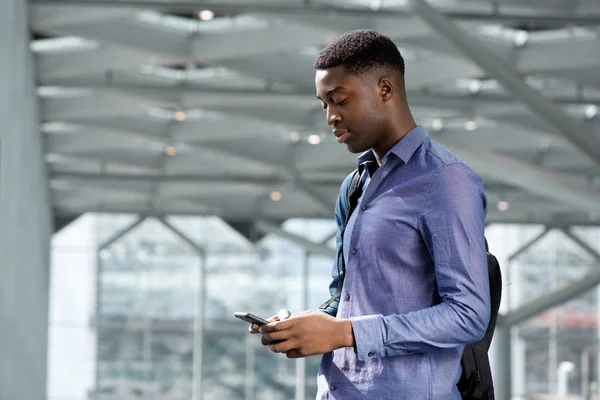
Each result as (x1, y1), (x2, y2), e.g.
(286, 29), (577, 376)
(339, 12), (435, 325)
(320, 170), (502, 400)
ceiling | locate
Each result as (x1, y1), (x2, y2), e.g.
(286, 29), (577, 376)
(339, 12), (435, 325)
(29, 0), (600, 227)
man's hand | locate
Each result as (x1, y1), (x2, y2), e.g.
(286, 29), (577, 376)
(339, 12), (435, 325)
(259, 310), (355, 358)
(248, 309), (291, 335)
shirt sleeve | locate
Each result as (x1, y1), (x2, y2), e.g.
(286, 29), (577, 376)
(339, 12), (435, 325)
(319, 172), (354, 317)
(349, 163), (490, 360)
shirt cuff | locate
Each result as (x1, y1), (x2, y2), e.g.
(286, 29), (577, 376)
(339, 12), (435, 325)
(349, 314), (386, 361)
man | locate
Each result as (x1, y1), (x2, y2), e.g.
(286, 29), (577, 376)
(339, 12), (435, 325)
(251, 29), (490, 399)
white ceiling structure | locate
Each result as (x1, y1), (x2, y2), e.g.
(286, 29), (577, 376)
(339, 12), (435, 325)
(29, 0), (600, 227)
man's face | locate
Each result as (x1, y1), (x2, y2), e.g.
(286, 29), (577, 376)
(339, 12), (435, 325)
(315, 66), (386, 153)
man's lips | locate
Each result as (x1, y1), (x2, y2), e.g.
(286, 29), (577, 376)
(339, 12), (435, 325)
(334, 129), (349, 144)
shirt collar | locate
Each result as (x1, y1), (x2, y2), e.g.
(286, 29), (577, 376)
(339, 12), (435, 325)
(356, 125), (429, 168)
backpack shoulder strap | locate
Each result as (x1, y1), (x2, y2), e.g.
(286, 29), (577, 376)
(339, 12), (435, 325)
(346, 168), (365, 224)
(319, 169), (365, 310)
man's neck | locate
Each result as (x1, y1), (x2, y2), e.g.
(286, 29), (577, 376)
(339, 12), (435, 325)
(373, 122), (417, 166)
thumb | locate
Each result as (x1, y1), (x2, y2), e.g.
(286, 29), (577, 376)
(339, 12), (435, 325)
(277, 309), (292, 320)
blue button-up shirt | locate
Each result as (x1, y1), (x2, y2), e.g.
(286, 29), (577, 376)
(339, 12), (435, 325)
(318, 125), (490, 400)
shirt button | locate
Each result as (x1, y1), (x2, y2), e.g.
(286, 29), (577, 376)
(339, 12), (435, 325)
(361, 205), (367, 211)
(330, 384), (336, 391)
(367, 352), (374, 357)
(351, 249), (357, 255)
(345, 293), (350, 300)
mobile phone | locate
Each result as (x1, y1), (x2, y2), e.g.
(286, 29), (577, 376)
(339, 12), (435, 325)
(234, 312), (269, 326)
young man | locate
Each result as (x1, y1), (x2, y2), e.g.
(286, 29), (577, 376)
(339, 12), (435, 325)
(252, 29), (491, 399)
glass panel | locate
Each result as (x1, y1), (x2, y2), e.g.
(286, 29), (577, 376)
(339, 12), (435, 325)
(510, 227), (598, 397)
(97, 217), (199, 399)
(203, 331), (247, 399)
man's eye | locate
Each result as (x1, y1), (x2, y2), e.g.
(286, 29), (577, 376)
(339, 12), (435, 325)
(334, 99), (346, 106)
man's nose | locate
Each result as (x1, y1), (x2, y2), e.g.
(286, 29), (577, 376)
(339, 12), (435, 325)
(327, 109), (340, 126)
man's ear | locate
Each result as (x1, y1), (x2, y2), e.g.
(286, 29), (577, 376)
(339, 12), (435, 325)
(378, 78), (394, 102)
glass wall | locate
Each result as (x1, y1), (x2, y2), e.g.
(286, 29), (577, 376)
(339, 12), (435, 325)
(48, 214), (600, 400)
(486, 224), (600, 399)
(49, 214), (336, 400)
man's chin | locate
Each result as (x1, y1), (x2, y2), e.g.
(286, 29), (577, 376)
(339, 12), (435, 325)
(345, 143), (369, 154)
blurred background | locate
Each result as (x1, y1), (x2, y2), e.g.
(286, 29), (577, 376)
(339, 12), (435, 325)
(2, 0), (600, 399)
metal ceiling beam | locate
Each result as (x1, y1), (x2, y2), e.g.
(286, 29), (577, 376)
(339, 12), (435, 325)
(37, 40), (600, 99)
(191, 21), (332, 64)
(35, 18), (600, 91)
(56, 85), (315, 109)
(51, 171), (287, 186)
(195, 142), (337, 213)
(54, 183), (153, 201)
(35, 13), (332, 65)
(408, 36), (600, 89)
(53, 202), (331, 220)
(44, 115), (285, 144)
(50, 124), (600, 215)
(30, 1), (600, 24)
(31, 5), (137, 28)
(42, 92), (600, 215)
(37, 46), (155, 80)
(45, 122), (282, 174)
(39, 18), (189, 59)
(51, 171), (343, 188)
(39, 82), (600, 122)
(518, 38), (600, 77)
(55, 121), (337, 214)
(409, 0), (600, 167)
(94, 96), (600, 213)
(46, 130), (162, 153)
(41, 94), (151, 120)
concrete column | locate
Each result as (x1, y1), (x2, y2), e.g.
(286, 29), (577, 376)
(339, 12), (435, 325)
(490, 326), (512, 400)
(192, 252), (206, 400)
(245, 332), (256, 400)
(295, 251), (309, 400)
(0, 0), (53, 399)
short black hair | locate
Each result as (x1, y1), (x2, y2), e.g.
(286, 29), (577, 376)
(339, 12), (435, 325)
(313, 29), (405, 75)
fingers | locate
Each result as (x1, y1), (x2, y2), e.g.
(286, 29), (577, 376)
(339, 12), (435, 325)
(285, 349), (304, 359)
(266, 309), (288, 323)
(260, 317), (294, 333)
(249, 309), (291, 334)
(260, 330), (287, 346)
(248, 323), (260, 334)
(268, 339), (298, 354)
(265, 309), (291, 323)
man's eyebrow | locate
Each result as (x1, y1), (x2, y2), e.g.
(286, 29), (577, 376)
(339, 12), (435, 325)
(316, 86), (345, 100)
